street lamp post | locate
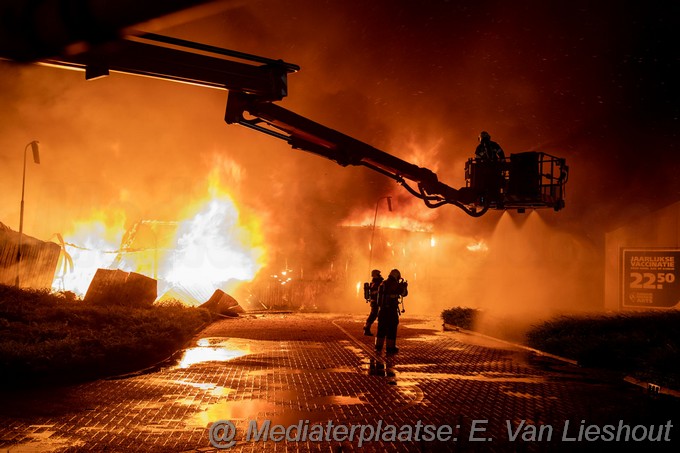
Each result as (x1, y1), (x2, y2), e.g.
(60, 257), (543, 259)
(15, 140), (40, 287)
(367, 196), (392, 275)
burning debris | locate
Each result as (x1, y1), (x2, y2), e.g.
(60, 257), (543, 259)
(199, 289), (245, 317)
(83, 268), (156, 308)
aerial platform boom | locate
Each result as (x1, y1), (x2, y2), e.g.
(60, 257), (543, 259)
(1, 10), (568, 217)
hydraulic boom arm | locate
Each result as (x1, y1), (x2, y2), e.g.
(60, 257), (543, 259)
(224, 92), (485, 215)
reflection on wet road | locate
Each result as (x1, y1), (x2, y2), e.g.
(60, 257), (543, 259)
(0, 313), (677, 452)
(177, 337), (255, 368)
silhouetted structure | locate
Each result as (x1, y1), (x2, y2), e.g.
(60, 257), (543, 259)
(84, 268), (157, 308)
(0, 222), (59, 289)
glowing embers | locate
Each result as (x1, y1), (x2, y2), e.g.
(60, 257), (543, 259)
(177, 337), (254, 368)
(271, 266), (294, 286)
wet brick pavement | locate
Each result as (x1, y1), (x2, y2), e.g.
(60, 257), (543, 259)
(0, 313), (678, 452)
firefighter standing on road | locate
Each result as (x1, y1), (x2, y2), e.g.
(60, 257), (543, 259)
(375, 269), (408, 354)
(363, 269), (383, 336)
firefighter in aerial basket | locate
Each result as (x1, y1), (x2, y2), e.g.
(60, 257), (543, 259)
(475, 130), (505, 162)
(363, 269), (384, 336)
(375, 269), (408, 354)
(473, 130), (506, 203)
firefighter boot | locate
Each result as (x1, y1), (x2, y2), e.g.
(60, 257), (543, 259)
(386, 339), (399, 354)
(374, 337), (384, 353)
(363, 324), (373, 336)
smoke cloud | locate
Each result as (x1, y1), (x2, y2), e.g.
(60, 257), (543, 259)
(0, 1), (677, 331)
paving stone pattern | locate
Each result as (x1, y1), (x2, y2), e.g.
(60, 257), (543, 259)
(0, 314), (678, 452)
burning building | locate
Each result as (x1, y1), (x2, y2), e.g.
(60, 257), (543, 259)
(0, 0), (674, 327)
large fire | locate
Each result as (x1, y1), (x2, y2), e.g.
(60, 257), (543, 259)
(52, 188), (266, 304)
(164, 196), (265, 291)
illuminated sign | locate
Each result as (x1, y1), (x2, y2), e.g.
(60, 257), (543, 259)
(621, 249), (680, 309)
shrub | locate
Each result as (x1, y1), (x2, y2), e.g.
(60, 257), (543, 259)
(526, 311), (680, 389)
(441, 307), (479, 330)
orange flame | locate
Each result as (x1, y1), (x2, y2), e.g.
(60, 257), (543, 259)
(52, 210), (125, 295)
(342, 209), (434, 233)
(164, 195), (266, 288)
(53, 176), (267, 300)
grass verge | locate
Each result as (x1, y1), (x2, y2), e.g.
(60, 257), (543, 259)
(442, 307), (680, 390)
(0, 284), (214, 387)
(525, 311), (680, 389)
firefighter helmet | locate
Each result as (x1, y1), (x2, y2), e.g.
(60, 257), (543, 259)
(479, 131), (491, 142)
(389, 269), (401, 280)
(371, 269), (381, 278)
